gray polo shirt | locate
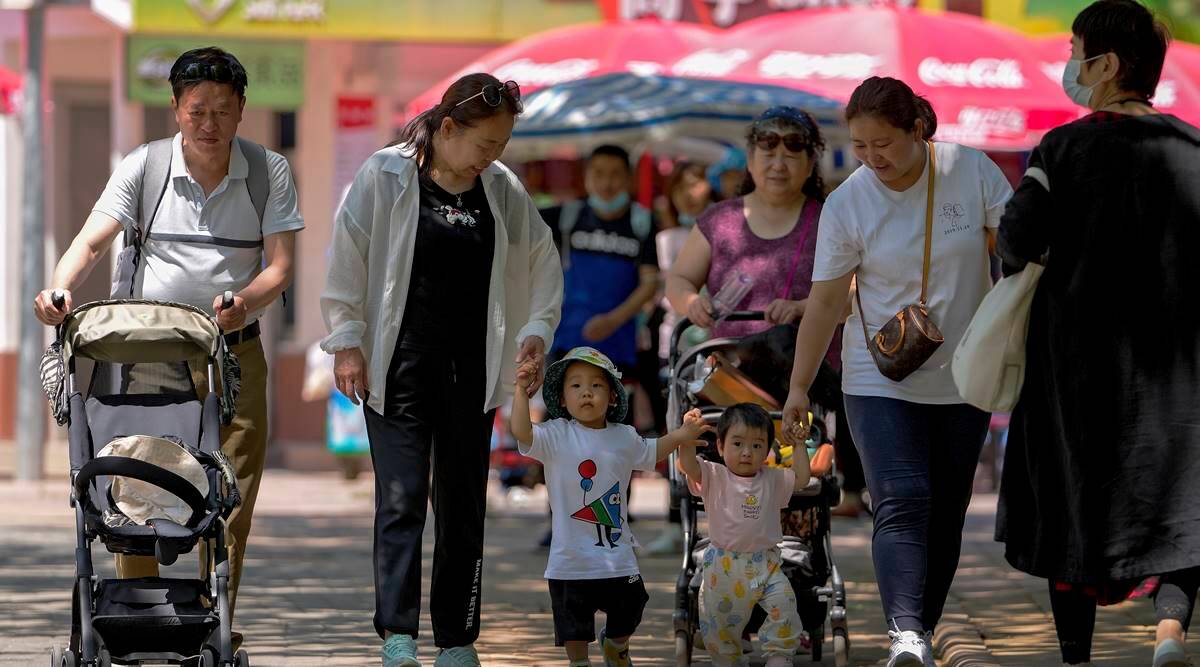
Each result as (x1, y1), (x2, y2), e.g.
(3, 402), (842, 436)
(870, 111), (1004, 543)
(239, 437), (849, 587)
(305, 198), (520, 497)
(93, 133), (304, 323)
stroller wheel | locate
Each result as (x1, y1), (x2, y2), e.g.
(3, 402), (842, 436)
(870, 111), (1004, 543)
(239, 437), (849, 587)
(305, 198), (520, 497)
(199, 646), (221, 667)
(95, 647), (111, 667)
(833, 628), (849, 667)
(674, 630), (693, 667)
(50, 645), (76, 667)
(235, 649), (250, 667)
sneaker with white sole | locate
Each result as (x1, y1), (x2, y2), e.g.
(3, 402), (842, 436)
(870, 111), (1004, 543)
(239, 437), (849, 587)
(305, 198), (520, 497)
(887, 630), (929, 667)
(382, 634), (420, 667)
(433, 645), (480, 667)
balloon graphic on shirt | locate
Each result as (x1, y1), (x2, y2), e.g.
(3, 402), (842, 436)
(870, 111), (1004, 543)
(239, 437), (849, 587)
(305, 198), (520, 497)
(578, 459), (597, 492)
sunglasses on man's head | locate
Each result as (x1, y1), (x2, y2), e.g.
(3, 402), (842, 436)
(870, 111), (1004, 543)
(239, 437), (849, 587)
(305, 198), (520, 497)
(177, 62), (236, 84)
(455, 80), (522, 110)
(753, 132), (811, 153)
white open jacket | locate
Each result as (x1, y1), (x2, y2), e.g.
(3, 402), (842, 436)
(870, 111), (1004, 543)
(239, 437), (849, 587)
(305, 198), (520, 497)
(320, 146), (563, 415)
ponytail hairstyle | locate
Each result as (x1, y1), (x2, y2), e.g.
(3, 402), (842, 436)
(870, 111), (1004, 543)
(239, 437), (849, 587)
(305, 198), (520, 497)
(738, 106), (827, 202)
(389, 72), (523, 177)
(845, 76), (937, 141)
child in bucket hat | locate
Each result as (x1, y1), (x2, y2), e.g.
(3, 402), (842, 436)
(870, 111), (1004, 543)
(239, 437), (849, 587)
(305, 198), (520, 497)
(511, 346), (712, 667)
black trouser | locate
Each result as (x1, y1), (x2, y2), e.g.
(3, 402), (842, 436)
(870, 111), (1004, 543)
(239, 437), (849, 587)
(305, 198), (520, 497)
(845, 395), (990, 632)
(1051, 568), (1200, 664)
(365, 344), (495, 647)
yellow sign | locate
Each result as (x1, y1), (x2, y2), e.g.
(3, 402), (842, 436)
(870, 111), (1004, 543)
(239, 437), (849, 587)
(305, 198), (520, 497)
(134, 0), (602, 42)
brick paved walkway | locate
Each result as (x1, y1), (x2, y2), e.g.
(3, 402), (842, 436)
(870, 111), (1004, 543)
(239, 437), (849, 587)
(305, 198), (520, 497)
(0, 463), (1176, 666)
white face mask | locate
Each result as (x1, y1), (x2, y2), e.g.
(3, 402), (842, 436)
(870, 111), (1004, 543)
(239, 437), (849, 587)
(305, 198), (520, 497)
(1062, 53), (1107, 108)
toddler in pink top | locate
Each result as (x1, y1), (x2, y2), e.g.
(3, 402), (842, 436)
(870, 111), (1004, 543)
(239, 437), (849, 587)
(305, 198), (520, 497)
(677, 403), (811, 667)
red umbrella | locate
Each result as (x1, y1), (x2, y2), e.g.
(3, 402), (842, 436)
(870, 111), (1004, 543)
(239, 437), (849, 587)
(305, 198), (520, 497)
(1031, 35), (1200, 127)
(716, 7), (1082, 151)
(404, 19), (719, 119)
(0, 66), (20, 115)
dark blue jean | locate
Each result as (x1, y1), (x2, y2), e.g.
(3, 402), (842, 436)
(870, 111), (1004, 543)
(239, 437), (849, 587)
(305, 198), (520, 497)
(844, 395), (990, 632)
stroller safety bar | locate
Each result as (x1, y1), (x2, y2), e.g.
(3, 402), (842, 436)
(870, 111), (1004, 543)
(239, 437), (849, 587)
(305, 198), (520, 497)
(74, 456), (209, 527)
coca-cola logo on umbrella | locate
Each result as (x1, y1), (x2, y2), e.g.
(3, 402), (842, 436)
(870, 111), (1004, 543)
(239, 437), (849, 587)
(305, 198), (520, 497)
(917, 58), (1026, 89)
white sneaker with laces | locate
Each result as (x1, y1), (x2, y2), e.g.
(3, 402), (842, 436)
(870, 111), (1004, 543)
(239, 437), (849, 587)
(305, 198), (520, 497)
(887, 630), (929, 667)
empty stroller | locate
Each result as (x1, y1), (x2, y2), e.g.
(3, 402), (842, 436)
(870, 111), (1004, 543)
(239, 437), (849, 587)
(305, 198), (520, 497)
(43, 297), (246, 667)
(666, 313), (850, 667)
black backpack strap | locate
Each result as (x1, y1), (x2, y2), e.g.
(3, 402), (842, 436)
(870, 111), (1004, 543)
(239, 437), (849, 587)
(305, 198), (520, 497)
(238, 137), (270, 228)
(137, 138), (174, 247)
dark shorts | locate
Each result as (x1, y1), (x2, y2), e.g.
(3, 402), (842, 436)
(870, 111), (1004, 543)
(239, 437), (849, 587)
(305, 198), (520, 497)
(548, 575), (649, 645)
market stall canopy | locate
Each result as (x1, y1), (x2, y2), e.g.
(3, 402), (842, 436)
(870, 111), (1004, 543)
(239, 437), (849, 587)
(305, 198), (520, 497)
(718, 7), (1082, 151)
(404, 19), (720, 119)
(503, 72), (844, 161)
(1031, 35), (1200, 128)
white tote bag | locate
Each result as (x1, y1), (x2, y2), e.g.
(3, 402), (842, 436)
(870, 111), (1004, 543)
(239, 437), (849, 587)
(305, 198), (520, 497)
(952, 261), (1045, 412)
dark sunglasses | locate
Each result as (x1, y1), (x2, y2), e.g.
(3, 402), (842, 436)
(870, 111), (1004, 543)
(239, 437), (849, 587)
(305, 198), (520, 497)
(176, 62), (236, 83)
(456, 80), (521, 109)
(753, 132), (811, 153)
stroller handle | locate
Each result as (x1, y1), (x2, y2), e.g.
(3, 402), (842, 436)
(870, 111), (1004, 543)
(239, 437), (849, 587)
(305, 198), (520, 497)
(668, 310), (765, 369)
(51, 289), (66, 310)
(220, 290), (235, 310)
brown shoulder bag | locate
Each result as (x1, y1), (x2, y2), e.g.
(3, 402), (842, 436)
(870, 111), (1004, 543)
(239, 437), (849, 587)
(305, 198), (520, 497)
(855, 141), (944, 382)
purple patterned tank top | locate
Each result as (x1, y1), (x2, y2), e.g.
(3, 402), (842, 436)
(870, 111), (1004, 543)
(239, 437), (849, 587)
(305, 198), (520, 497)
(697, 197), (841, 368)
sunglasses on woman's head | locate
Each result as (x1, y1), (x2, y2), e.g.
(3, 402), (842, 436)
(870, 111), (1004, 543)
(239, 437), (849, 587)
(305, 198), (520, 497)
(753, 132), (810, 153)
(455, 80), (522, 110)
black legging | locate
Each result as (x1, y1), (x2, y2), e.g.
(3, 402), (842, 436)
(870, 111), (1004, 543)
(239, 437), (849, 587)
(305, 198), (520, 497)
(1051, 569), (1200, 664)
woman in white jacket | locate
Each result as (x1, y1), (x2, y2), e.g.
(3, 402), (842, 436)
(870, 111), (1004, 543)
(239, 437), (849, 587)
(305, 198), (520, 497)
(320, 73), (562, 667)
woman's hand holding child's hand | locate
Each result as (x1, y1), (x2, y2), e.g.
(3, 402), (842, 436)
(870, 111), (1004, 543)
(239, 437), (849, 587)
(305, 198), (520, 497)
(515, 360), (539, 391)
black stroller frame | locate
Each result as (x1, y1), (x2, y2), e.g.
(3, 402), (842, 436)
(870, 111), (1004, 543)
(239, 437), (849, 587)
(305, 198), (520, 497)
(48, 299), (246, 667)
(666, 313), (850, 666)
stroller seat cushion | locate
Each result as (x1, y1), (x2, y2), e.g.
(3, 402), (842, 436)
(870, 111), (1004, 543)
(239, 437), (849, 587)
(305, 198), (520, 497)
(95, 435), (210, 526)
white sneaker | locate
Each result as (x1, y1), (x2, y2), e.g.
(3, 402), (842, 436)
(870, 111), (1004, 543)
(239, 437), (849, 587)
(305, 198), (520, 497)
(887, 630), (929, 667)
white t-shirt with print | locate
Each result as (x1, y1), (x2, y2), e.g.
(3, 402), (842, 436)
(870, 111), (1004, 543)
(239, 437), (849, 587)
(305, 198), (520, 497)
(521, 419), (658, 580)
(812, 142), (1013, 404)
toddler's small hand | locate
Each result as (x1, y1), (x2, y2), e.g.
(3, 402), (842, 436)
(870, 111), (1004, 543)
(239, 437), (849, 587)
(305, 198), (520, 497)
(681, 408), (714, 438)
(515, 361), (537, 390)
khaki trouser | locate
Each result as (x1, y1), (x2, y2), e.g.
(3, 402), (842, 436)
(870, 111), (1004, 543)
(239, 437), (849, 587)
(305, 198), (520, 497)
(115, 336), (268, 620)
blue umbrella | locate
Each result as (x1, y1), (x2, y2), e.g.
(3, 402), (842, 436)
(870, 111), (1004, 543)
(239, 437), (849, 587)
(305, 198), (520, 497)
(506, 72), (847, 161)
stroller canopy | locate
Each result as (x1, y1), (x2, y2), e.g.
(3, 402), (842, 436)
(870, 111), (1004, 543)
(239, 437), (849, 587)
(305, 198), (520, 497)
(63, 301), (221, 364)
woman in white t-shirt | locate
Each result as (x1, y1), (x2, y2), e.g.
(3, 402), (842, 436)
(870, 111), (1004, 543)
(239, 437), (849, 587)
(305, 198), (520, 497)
(781, 77), (1013, 667)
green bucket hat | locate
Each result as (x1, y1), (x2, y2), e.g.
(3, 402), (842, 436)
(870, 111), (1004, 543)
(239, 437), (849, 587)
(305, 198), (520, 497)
(542, 346), (628, 423)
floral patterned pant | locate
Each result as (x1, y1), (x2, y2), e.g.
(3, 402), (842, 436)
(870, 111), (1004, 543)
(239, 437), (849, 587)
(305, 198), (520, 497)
(698, 546), (803, 666)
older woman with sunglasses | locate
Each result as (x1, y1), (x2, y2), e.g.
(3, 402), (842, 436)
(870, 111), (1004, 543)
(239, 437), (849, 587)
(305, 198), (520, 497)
(666, 106), (831, 338)
(321, 73), (562, 667)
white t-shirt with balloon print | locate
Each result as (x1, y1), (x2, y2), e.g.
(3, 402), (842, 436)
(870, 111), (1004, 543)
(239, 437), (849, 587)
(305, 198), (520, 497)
(522, 418), (659, 580)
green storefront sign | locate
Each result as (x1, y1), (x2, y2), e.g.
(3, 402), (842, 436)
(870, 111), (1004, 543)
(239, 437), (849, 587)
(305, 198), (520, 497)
(1023, 0), (1199, 43)
(132, 0), (601, 43)
(127, 36), (304, 110)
